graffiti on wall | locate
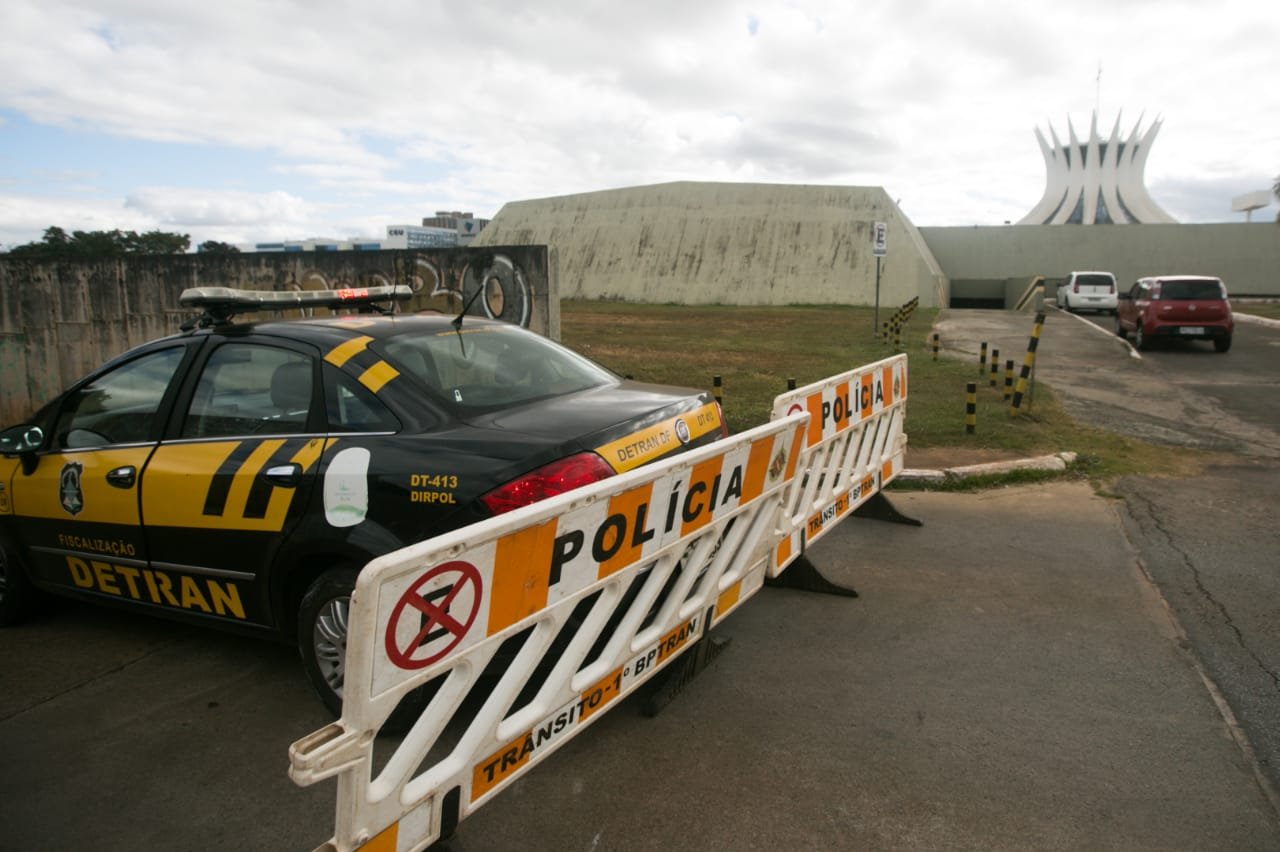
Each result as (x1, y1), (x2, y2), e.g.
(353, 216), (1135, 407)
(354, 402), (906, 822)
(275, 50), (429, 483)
(0, 245), (549, 427)
(286, 253), (534, 328)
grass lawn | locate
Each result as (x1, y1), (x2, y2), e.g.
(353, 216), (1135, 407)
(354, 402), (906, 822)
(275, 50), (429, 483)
(561, 300), (1210, 485)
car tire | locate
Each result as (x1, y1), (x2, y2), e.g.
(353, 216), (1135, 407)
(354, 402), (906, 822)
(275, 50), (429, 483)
(298, 567), (359, 718)
(1214, 336), (1232, 353)
(1114, 315), (1127, 340)
(297, 566), (430, 731)
(1134, 324), (1150, 351)
(0, 533), (40, 627)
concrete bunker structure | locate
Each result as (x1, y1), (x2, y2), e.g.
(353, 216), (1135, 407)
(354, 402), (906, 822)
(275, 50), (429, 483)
(473, 182), (949, 308)
(476, 181), (1280, 311)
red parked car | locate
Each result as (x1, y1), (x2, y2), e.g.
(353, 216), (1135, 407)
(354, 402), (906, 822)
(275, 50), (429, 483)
(1115, 276), (1234, 352)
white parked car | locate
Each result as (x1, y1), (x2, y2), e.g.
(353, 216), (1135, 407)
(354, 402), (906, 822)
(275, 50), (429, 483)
(1057, 270), (1118, 314)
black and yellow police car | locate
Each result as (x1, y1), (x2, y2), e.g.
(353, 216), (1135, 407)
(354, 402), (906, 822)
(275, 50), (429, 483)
(0, 285), (725, 717)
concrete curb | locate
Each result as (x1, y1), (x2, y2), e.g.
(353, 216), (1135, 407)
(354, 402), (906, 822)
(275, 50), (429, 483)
(899, 451), (1079, 484)
(1235, 312), (1280, 329)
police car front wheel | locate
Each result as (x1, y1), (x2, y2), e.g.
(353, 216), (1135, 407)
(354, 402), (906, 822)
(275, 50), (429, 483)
(298, 567), (356, 717)
(0, 534), (40, 627)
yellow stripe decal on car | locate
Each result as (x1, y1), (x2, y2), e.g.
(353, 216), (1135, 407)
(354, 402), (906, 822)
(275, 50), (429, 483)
(358, 361), (399, 394)
(142, 438), (326, 531)
(324, 336), (374, 368)
(593, 402), (723, 474)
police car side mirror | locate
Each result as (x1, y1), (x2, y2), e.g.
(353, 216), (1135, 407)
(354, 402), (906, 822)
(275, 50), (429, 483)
(0, 424), (44, 455)
(0, 424), (45, 474)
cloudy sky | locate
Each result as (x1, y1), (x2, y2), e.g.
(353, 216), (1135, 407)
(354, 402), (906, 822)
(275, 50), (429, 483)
(1, 0), (1276, 250)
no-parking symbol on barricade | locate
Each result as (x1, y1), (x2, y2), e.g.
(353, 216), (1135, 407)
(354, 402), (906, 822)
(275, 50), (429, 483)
(384, 560), (483, 670)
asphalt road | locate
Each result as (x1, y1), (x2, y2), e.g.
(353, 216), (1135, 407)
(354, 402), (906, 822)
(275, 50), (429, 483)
(934, 307), (1280, 457)
(1080, 310), (1280, 451)
(3, 484), (1278, 851)
(1, 305), (1278, 850)
(936, 305), (1280, 800)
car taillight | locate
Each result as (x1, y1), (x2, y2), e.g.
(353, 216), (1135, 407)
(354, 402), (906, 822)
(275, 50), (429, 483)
(1073, 282), (1079, 293)
(480, 452), (615, 516)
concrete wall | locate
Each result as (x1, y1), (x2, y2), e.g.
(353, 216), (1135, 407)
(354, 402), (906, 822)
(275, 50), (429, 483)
(0, 246), (554, 427)
(473, 181), (950, 309)
(920, 223), (1280, 297)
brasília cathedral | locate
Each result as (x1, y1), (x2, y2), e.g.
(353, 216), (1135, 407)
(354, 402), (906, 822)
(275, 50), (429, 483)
(1018, 112), (1176, 225)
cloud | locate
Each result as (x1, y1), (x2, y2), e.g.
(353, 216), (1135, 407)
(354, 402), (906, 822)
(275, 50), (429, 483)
(1153, 177), (1277, 224)
(0, 194), (154, 249)
(1, 0), (1278, 245)
(124, 187), (312, 226)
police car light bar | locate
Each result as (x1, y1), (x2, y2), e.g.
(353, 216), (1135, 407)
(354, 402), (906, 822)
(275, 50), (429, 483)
(179, 285), (413, 325)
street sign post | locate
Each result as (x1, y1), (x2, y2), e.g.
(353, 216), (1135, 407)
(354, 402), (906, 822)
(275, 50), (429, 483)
(872, 222), (887, 336)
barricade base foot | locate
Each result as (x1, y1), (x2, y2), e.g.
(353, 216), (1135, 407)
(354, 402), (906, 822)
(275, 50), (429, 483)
(765, 555), (859, 597)
(852, 491), (923, 527)
(640, 633), (732, 718)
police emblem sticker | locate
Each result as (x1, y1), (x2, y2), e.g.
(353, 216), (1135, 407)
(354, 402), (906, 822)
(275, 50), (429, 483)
(59, 462), (85, 516)
(675, 418), (691, 445)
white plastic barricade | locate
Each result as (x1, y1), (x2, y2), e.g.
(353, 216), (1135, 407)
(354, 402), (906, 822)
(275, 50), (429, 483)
(289, 413), (809, 851)
(769, 354), (908, 574)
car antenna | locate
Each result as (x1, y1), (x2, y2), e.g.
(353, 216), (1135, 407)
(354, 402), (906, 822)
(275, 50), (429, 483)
(452, 282), (486, 331)
(452, 281), (487, 354)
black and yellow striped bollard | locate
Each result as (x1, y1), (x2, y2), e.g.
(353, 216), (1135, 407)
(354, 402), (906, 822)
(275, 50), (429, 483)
(990, 348), (1000, 387)
(932, 332), (939, 361)
(713, 375), (723, 408)
(1003, 359), (1014, 401)
(965, 382), (977, 434)
(979, 341), (988, 376)
(1010, 312), (1046, 415)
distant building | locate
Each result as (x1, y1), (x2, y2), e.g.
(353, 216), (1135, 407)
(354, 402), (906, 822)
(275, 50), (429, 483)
(1018, 112), (1176, 225)
(382, 224), (459, 249)
(247, 237), (348, 252)
(241, 212), (489, 252)
(421, 211), (490, 245)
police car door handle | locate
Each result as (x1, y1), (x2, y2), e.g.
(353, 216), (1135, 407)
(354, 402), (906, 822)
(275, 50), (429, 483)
(106, 466), (137, 489)
(264, 464), (302, 487)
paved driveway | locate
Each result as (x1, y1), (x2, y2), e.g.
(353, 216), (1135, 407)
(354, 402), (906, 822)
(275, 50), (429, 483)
(932, 307), (1280, 457)
(932, 306), (1280, 803)
(2, 482), (1277, 850)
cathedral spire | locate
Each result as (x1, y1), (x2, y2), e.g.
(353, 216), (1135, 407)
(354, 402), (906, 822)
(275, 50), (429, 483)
(1018, 111), (1176, 225)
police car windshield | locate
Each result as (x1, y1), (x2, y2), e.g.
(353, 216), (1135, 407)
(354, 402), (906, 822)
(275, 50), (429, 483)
(378, 325), (615, 413)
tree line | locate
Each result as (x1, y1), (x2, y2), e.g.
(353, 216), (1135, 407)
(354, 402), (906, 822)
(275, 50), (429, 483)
(2, 227), (240, 257)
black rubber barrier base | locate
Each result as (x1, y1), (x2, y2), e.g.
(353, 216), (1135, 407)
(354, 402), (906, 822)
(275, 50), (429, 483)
(852, 491), (924, 527)
(764, 492), (923, 598)
(641, 632), (733, 717)
(764, 555), (860, 597)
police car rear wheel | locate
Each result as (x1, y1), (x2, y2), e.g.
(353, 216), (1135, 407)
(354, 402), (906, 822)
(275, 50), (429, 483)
(297, 566), (434, 731)
(298, 567), (357, 717)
